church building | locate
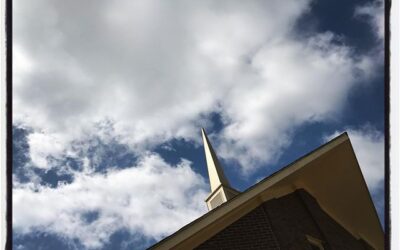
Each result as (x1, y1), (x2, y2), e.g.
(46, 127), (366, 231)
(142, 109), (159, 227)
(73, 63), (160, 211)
(148, 129), (384, 250)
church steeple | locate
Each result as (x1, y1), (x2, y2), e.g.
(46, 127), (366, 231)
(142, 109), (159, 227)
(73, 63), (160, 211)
(201, 128), (239, 210)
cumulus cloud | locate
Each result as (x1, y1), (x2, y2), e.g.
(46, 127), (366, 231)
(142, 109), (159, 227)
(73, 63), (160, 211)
(216, 32), (373, 172)
(325, 125), (384, 192)
(13, 153), (208, 249)
(14, 0), (380, 174)
(355, 0), (384, 40)
(27, 132), (66, 169)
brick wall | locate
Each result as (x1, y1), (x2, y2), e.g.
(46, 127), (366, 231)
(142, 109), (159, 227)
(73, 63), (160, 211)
(194, 189), (374, 250)
(195, 204), (280, 250)
(262, 190), (324, 250)
(295, 189), (373, 250)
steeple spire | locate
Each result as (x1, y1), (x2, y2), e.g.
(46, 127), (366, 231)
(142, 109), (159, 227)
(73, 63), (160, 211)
(201, 128), (239, 210)
(201, 128), (231, 191)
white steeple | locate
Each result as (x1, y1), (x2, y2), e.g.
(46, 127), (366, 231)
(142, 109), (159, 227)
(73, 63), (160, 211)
(201, 128), (239, 210)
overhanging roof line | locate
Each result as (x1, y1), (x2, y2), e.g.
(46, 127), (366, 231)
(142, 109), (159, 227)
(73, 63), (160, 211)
(149, 133), (383, 249)
(148, 132), (361, 250)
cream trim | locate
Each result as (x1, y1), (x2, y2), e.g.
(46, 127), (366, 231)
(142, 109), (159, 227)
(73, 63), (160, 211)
(306, 235), (324, 249)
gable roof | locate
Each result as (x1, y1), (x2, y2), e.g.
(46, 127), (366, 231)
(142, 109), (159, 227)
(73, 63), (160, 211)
(148, 132), (384, 250)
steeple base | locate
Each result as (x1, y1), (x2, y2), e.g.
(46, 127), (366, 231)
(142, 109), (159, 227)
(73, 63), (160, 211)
(205, 184), (240, 210)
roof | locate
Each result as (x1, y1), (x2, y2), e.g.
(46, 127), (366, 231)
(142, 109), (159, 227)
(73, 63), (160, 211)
(148, 132), (384, 250)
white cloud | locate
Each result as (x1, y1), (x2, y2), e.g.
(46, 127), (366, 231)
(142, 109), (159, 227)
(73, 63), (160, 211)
(355, 0), (384, 40)
(13, 153), (208, 249)
(13, 0), (381, 174)
(216, 32), (373, 172)
(27, 132), (66, 169)
(325, 125), (384, 192)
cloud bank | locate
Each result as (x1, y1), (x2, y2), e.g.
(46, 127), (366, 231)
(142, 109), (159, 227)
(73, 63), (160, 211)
(14, 0), (378, 173)
(14, 154), (208, 249)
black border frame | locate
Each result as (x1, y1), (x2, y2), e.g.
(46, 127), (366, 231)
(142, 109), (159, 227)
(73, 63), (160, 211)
(384, 0), (391, 248)
(6, 0), (12, 248)
(4, 0), (392, 249)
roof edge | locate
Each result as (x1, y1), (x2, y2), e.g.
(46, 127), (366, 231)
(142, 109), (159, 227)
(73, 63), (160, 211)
(147, 132), (350, 250)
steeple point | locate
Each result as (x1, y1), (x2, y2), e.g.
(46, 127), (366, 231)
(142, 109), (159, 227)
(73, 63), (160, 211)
(201, 128), (239, 210)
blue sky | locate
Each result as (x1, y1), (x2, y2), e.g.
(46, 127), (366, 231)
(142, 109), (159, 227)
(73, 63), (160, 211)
(13, 0), (384, 249)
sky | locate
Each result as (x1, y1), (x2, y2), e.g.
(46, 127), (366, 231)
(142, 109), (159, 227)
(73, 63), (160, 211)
(12, 0), (385, 249)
